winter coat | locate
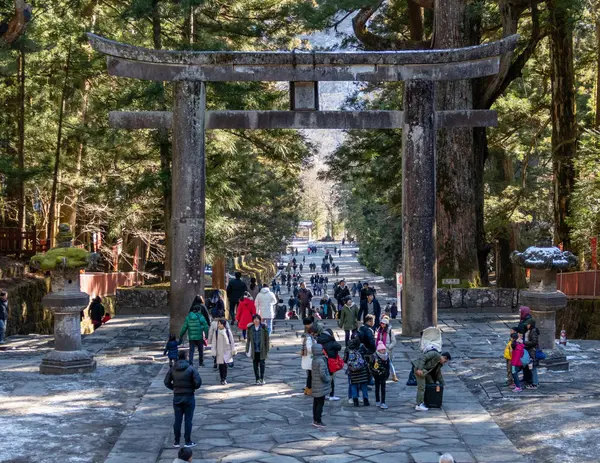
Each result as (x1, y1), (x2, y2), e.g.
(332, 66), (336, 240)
(236, 298), (256, 329)
(226, 277), (248, 303)
(517, 306), (532, 334)
(338, 303), (359, 331)
(316, 329), (342, 359)
(375, 326), (397, 352)
(334, 285), (350, 304)
(301, 334), (313, 370)
(344, 339), (369, 384)
(357, 324), (376, 354)
(503, 339), (513, 360)
(370, 352), (390, 380)
(360, 287), (370, 301)
(190, 301), (210, 326)
(358, 298), (381, 324)
(255, 287), (278, 319)
(524, 326), (539, 365)
(412, 350), (445, 385)
(164, 359), (202, 395)
(211, 327), (236, 365)
(246, 323), (270, 360)
(209, 298), (226, 319)
(179, 311), (209, 342)
(311, 342), (332, 398)
(298, 288), (313, 309)
(249, 284), (260, 301)
(0, 299), (7, 321)
(89, 301), (105, 322)
(164, 340), (179, 360)
(511, 342), (525, 367)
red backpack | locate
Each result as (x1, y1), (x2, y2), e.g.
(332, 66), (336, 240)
(324, 350), (344, 374)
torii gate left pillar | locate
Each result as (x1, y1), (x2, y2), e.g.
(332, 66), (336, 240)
(170, 81), (207, 331)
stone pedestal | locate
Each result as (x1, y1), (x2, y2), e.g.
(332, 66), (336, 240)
(40, 269), (96, 375)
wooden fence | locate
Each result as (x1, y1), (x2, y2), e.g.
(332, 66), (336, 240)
(557, 271), (600, 298)
(0, 228), (49, 256)
(80, 272), (143, 297)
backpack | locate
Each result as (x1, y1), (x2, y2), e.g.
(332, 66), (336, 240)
(324, 350), (344, 374)
(347, 350), (366, 372)
(520, 348), (531, 367)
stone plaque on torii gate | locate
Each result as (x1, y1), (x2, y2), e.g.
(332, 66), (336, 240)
(88, 33), (518, 336)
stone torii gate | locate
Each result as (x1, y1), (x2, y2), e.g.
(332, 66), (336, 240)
(88, 34), (518, 336)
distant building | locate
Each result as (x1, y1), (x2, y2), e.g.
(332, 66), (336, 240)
(297, 221), (314, 241)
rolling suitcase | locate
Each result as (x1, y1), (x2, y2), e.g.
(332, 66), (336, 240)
(424, 383), (444, 408)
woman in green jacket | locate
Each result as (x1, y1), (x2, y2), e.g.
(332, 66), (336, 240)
(179, 306), (209, 367)
(246, 314), (270, 384)
(338, 296), (359, 347)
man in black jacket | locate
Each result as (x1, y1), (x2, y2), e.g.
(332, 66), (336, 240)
(226, 272), (248, 323)
(358, 292), (381, 326)
(297, 282), (313, 319)
(334, 280), (350, 311)
(164, 351), (202, 448)
(357, 315), (376, 355)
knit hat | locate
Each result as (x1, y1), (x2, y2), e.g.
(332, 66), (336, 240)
(376, 341), (386, 351)
(380, 317), (389, 325)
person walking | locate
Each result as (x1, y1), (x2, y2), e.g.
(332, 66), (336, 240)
(189, 296), (210, 326)
(311, 341), (331, 428)
(246, 314), (270, 385)
(164, 350), (202, 448)
(371, 341), (391, 409)
(315, 326), (342, 402)
(359, 291), (381, 326)
(0, 291), (6, 344)
(301, 317), (314, 395)
(208, 290), (226, 319)
(334, 280), (350, 311)
(89, 296), (105, 331)
(179, 303), (210, 368)
(226, 271), (248, 323)
(375, 316), (398, 381)
(345, 336), (369, 406)
(211, 319), (236, 385)
(297, 282), (314, 320)
(339, 296), (359, 347)
(235, 292), (256, 340)
(249, 277), (260, 301)
(254, 284), (277, 335)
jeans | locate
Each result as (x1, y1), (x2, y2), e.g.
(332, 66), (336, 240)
(265, 318), (273, 335)
(173, 395), (195, 444)
(531, 365), (539, 386)
(253, 352), (265, 380)
(374, 376), (386, 403)
(512, 365), (522, 388)
(312, 396), (325, 423)
(218, 363), (228, 381)
(351, 383), (368, 400)
(0, 319), (5, 343)
(189, 340), (204, 366)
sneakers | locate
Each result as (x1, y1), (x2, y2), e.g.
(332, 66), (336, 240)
(184, 442), (197, 448)
(526, 384), (538, 390)
(509, 384), (516, 389)
(348, 398), (354, 404)
(380, 403), (389, 410)
(513, 387), (523, 392)
(415, 403), (429, 412)
(256, 380), (261, 385)
(375, 402), (381, 407)
(312, 421), (327, 428)
(329, 396), (340, 401)
(260, 379), (265, 385)
(173, 442), (180, 448)
(220, 380), (228, 385)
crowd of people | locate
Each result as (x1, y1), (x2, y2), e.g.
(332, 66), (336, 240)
(504, 305), (542, 392)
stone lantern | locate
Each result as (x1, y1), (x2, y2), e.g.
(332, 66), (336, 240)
(511, 226), (577, 371)
(31, 224), (96, 374)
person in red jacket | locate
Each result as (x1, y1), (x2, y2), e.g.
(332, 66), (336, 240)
(511, 334), (525, 392)
(235, 292), (256, 340)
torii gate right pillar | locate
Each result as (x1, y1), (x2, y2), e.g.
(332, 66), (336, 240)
(402, 81), (437, 337)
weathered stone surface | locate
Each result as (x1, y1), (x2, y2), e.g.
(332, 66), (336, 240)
(116, 288), (169, 315)
(450, 289), (464, 308)
(438, 289), (452, 309)
(497, 289), (515, 308)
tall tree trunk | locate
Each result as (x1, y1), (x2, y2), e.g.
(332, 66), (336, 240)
(47, 45), (72, 246)
(16, 43), (26, 249)
(434, 0), (479, 284)
(596, 14), (600, 128)
(152, 0), (172, 276)
(549, 0), (577, 250)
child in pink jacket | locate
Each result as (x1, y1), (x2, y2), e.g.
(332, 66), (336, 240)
(511, 334), (525, 392)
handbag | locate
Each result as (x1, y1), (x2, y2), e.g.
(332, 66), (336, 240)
(324, 350), (344, 374)
(535, 348), (546, 360)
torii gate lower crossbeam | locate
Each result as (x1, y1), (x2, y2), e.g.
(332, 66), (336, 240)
(88, 33), (518, 336)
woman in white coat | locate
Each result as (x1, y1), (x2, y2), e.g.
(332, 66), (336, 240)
(211, 319), (236, 384)
(300, 316), (315, 394)
(254, 284), (278, 335)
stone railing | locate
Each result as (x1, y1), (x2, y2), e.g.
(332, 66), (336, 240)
(438, 288), (520, 312)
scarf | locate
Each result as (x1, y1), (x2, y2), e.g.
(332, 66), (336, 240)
(376, 350), (389, 361)
(376, 328), (387, 346)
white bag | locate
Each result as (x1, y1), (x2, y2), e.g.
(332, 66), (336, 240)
(301, 336), (313, 370)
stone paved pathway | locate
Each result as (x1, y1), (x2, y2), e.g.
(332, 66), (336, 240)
(149, 242), (523, 463)
(0, 316), (169, 463)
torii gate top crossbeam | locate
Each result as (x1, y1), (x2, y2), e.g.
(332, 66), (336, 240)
(87, 33), (519, 83)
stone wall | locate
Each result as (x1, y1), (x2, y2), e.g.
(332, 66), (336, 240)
(438, 288), (520, 312)
(116, 287), (170, 315)
(1, 276), (52, 335)
(556, 299), (600, 340)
